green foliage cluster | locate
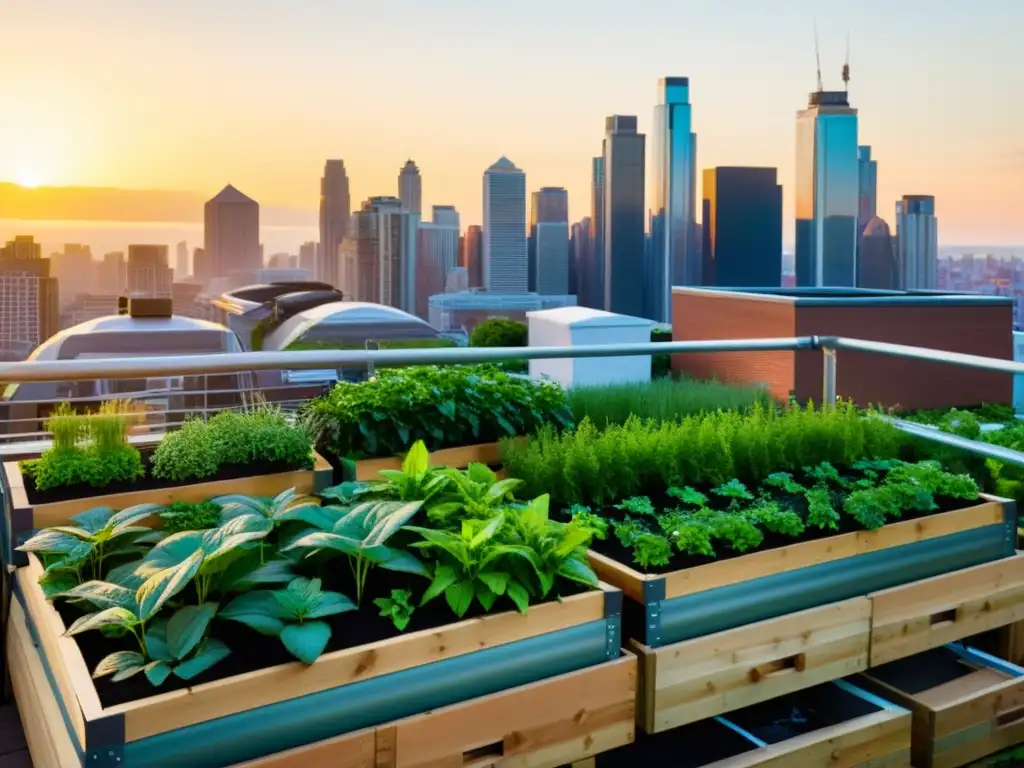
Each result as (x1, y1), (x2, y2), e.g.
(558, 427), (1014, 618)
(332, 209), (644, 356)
(285, 338), (458, 352)
(904, 403), (1015, 427)
(25, 401), (145, 492)
(468, 318), (528, 348)
(21, 440), (599, 692)
(502, 400), (904, 507)
(566, 377), (773, 429)
(152, 405), (314, 483)
(650, 324), (673, 379)
(299, 364), (574, 460)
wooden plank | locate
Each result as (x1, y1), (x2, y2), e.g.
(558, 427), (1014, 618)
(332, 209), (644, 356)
(645, 598), (871, 733)
(112, 588), (607, 742)
(233, 727), (376, 768)
(869, 554), (1024, 666)
(386, 655), (636, 768)
(931, 674), (1024, 740)
(707, 710), (912, 768)
(586, 551), (650, 604)
(663, 500), (1003, 601)
(7, 598), (80, 768)
(354, 443), (504, 481)
(628, 639), (657, 734)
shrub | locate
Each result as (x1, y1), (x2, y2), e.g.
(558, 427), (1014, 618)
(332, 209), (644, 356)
(299, 364), (574, 460)
(469, 318), (528, 348)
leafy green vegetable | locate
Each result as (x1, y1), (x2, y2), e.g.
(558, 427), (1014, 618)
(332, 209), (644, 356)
(614, 496), (657, 517)
(805, 484), (840, 530)
(667, 486), (708, 507)
(711, 480), (754, 501)
(570, 506), (609, 540)
(160, 501), (222, 534)
(374, 589), (416, 631)
(632, 533), (672, 568)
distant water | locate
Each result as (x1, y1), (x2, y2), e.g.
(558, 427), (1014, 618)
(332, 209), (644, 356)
(0, 220), (318, 258)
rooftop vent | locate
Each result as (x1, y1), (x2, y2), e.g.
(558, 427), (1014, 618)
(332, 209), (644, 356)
(126, 297), (173, 318)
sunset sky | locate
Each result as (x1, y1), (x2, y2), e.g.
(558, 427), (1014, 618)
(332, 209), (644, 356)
(1, 0), (1021, 245)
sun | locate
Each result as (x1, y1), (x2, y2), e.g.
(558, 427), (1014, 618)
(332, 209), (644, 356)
(13, 169), (44, 189)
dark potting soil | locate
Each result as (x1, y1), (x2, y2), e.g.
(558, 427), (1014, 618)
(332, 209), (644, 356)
(595, 719), (757, 767)
(55, 560), (590, 708)
(864, 646), (978, 695)
(23, 449), (303, 506)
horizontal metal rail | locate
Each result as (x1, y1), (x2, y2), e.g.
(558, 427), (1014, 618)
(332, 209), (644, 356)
(884, 416), (1024, 468)
(822, 337), (1024, 376)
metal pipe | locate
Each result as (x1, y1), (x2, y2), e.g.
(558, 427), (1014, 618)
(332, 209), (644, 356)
(821, 337), (1024, 376)
(883, 416), (1024, 468)
(0, 337), (817, 383)
(822, 348), (837, 406)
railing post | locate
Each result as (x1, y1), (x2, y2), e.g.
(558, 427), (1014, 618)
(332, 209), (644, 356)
(822, 347), (837, 406)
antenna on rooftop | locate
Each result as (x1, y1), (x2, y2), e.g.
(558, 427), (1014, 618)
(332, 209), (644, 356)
(842, 31), (851, 92)
(814, 20), (824, 92)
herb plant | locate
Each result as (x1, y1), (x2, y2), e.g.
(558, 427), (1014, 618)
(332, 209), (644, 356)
(374, 589), (416, 631)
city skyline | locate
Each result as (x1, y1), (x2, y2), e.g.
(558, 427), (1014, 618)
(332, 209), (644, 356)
(1, 1), (1020, 246)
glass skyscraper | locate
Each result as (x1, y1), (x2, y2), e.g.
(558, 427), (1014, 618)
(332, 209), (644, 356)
(896, 195), (938, 289)
(602, 115), (645, 317)
(585, 156), (605, 310)
(650, 77), (697, 321)
(795, 91), (859, 287)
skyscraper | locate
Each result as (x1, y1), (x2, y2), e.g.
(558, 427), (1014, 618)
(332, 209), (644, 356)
(399, 160), (422, 216)
(204, 184), (260, 282)
(529, 187), (570, 295)
(0, 236), (58, 360)
(570, 218), (591, 299)
(175, 240), (189, 280)
(896, 195), (939, 289)
(701, 167), (783, 287)
(858, 216), (897, 289)
(319, 160), (351, 287)
(298, 242), (317, 275)
(52, 244), (95, 306)
(482, 157), (527, 293)
(586, 157), (605, 310)
(352, 196), (416, 312)
(795, 91), (859, 287)
(98, 251), (126, 294)
(603, 116), (646, 317)
(650, 77), (698, 320)
(127, 245), (173, 297)
(461, 225), (483, 288)
(857, 146), (878, 232)
(415, 205), (461, 318)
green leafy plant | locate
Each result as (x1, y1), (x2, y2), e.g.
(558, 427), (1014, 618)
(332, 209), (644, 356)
(632, 533), (673, 568)
(374, 588), (416, 631)
(711, 479), (755, 502)
(667, 486), (708, 507)
(657, 512), (715, 557)
(159, 501), (222, 534)
(612, 516), (648, 549)
(745, 499), (805, 537)
(763, 472), (806, 495)
(805, 484), (840, 530)
(220, 577), (356, 663)
(614, 496), (657, 517)
(570, 505), (609, 540)
(469, 318), (528, 348)
(363, 440), (451, 504)
(427, 463), (523, 526)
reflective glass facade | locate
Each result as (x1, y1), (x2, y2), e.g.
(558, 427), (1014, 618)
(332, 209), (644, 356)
(795, 93), (859, 287)
(603, 116), (646, 317)
(649, 77), (697, 321)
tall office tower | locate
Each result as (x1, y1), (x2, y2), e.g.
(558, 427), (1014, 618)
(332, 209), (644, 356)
(858, 217), (897, 289)
(415, 205), (461, 318)
(795, 91), (859, 287)
(338, 236), (358, 297)
(0, 236), (58, 360)
(52, 244), (95, 306)
(586, 157), (605, 309)
(298, 242), (317, 275)
(528, 187), (569, 295)
(570, 218), (591, 298)
(482, 157), (527, 292)
(98, 251), (127, 294)
(352, 196), (416, 312)
(461, 225), (483, 288)
(650, 77), (698, 320)
(319, 160), (351, 287)
(398, 160), (423, 216)
(896, 195), (939, 289)
(701, 167), (783, 287)
(857, 146), (877, 232)
(127, 245), (173, 297)
(602, 116), (646, 317)
(204, 184), (260, 281)
(175, 240), (189, 279)
(191, 247), (207, 283)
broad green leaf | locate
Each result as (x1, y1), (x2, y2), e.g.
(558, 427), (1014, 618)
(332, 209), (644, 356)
(221, 591), (286, 635)
(173, 639), (230, 680)
(53, 581), (137, 612)
(212, 495), (270, 515)
(445, 580), (475, 617)
(481, 544), (543, 574)
(376, 469), (408, 485)
(306, 591), (357, 619)
(106, 561), (148, 591)
(406, 526), (470, 566)
(271, 487), (298, 511)
(554, 527), (593, 558)
(523, 494), (551, 521)
(106, 525), (157, 544)
(284, 531), (361, 557)
(365, 501), (423, 547)
(272, 503), (339, 530)
(44, 541), (95, 573)
(362, 545), (429, 577)
(65, 607), (138, 637)
(202, 530), (267, 575)
(471, 512), (505, 549)
(281, 620), (332, 664)
(45, 526), (96, 542)
(478, 570), (509, 596)
(320, 481), (373, 504)
(484, 478), (524, 504)
(466, 462), (497, 486)
(425, 502), (463, 524)
(93, 651), (145, 679)
(39, 570), (79, 599)
(112, 664), (147, 683)
(421, 564), (458, 605)
(401, 440), (429, 477)
(166, 603), (219, 660)
(220, 557), (295, 592)
(143, 530), (206, 570)
(558, 558), (600, 588)
(145, 620), (174, 662)
(69, 507), (116, 533)
(143, 660), (173, 686)
(131, 530), (167, 545)
(109, 503), (163, 532)
(506, 579), (530, 614)
(137, 550), (204, 620)
(219, 513), (275, 539)
(18, 529), (86, 553)
(475, 581), (497, 611)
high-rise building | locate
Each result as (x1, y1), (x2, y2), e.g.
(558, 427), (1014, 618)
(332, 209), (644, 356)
(415, 205), (460, 319)
(399, 160), (422, 216)
(701, 167), (783, 287)
(0, 236), (58, 360)
(858, 216), (897, 289)
(204, 184), (260, 282)
(319, 160), (351, 287)
(603, 116), (646, 317)
(461, 225), (483, 288)
(98, 251), (126, 294)
(570, 218), (591, 298)
(795, 91), (859, 287)
(339, 236), (358, 297)
(176, 240), (189, 280)
(352, 196), (416, 313)
(529, 187), (570, 295)
(585, 157), (605, 309)
(191, 247), (206, 283)
(650, 77), (698, 320)
(896, 195), (938, 289)
(127, 245), (173, 297)
(52, 244), (95, 306)
(857, 146), (878, 233)
(298, 241), (317, 275)
(482, 157), (527, 293)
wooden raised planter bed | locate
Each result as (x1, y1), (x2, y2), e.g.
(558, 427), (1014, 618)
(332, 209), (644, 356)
(595, 680), (911, 768)
(10, 555), (625, 767)
(588, 495), (1017, 648)
(344, 442), (504, 481)
(858, 644), (1024, 768)
(1, 451), (334, 565)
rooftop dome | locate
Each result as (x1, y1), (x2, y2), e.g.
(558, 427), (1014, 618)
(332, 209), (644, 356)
(262, 301), (441, 351)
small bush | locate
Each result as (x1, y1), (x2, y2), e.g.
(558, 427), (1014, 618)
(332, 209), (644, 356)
(469, 318), (527, 348)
